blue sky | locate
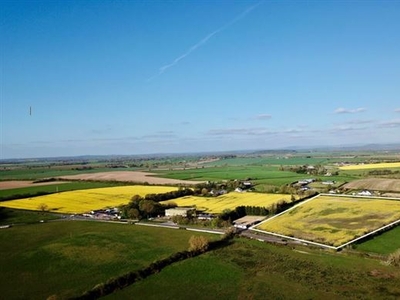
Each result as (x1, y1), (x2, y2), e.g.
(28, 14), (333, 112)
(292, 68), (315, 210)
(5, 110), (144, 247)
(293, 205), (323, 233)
(1, 1), (400, 159)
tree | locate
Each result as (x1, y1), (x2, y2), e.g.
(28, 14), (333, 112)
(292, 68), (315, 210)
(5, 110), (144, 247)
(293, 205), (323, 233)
(128, 208), (141, 220)
(201, 188), (209, 196)
(188, 235), (209, 252)
(38, 203), (48, 213)
(386, 249), (400, 267)
(139, 200), (156, 218)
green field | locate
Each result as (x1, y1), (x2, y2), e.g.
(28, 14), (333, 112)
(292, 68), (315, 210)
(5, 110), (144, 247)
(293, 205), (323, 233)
(202, 155), (368, 167)
(354, 225), (400, 254)
(106, 238), (400, 300)
(154, 165), (357, 189)
(0, 167), (131, 181)
(0, 181), (127, 201)
(0, 221), (218, 300)
(0, 208), (61, 225)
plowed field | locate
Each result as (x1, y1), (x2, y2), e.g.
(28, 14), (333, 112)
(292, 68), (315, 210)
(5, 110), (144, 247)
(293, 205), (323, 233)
(343, 178), (400, 192)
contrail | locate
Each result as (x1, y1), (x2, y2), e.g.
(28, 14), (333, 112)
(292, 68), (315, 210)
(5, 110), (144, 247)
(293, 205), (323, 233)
(147, 1), (263, 81)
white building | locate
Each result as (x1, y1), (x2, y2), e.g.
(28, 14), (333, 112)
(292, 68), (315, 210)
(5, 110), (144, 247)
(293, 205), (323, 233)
(165, 207), (196, 218)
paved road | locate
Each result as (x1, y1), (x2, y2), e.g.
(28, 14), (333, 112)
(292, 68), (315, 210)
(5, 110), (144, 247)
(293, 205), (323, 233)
(240, 230), (303, 246)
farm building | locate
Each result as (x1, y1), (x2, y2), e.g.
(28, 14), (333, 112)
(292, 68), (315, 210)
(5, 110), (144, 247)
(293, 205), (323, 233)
(357, 190), (373, 196)
(165, 207), (196, 218)
(234, 215), (266, 229)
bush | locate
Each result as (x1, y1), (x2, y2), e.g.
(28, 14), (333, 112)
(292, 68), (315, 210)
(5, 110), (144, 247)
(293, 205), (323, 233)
(386, 249), (400, 267)
(188, 235), (209, 252)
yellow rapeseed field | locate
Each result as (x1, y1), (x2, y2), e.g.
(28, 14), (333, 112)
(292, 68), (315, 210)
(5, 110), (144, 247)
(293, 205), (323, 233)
(339, 162), (400, 170)
(1, 186), (178, 214)
(256, 195), (400, 246)
(161, 192), (294, 213)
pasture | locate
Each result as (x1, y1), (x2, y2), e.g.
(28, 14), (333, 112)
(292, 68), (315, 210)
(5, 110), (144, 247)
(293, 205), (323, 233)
(0, 185), (178, 214)
(0, 221), (217, 300)
(154, 165), (358, 190)
(161, 192), (295, 213)
(254, 195), (400, 247)
(105, 238), (400, 300)
(354, 225), (400, 255)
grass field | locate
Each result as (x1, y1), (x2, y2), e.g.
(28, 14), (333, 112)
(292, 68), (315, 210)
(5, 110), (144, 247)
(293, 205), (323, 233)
(0, 221), (218, 300)
(154, 165), (358, 189)
(161, 192), (295, 213)
(0, 181), (127, 200)
(354, 225), (400, 255)
(0, 207), (62, 225)
(0, 185), (178, 214)
(0, 167), (131, 180)
(339, 162), (400, 170)
(105, 238), (400, 300)
(255, 195), (400, 247)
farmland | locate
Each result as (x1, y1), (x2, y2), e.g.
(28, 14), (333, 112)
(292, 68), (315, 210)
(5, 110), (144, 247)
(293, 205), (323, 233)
(0, 185), (178, 214)
(58, 171), (204, 185)
(106, 238), (400, 300)
(354, 225), (400, 254)
(0, 221), (218, 300)
(254, 195), (400, 247)
(342, 178), (400, 192)
(161, 192), (295, 213)
(154, 165), (357, 191)
(339, 162), (400, 170)
(0, 181), (128, 201)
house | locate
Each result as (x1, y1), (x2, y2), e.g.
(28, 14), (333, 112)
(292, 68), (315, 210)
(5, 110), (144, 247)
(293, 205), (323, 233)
(322, 180), (335, 185)
(197, 213), (214, 220)
(165, 207), (196, 218)
(357, 190), (372, 196)
(242, 182), (253, 188)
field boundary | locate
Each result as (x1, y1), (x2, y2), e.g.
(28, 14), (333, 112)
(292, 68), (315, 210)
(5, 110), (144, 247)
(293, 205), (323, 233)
(250, 193), (400, 250)
(135, 222), (180, 229)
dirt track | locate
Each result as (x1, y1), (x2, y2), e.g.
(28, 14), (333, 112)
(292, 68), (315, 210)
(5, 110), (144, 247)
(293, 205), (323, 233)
(58, 171), (204, 185)
(0, 181), (69, 190)
(343, 178), (400, 192)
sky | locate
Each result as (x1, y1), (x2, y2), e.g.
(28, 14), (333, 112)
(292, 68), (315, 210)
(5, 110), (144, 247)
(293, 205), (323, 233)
(1, 0), (400, 159)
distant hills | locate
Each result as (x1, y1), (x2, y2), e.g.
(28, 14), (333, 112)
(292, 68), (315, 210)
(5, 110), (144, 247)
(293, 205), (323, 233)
(1, 143), (399, 163)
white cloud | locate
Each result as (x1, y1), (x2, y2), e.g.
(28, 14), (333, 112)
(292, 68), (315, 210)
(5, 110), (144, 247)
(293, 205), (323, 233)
(342, 119), (375, 125)
(334, 107), (366, 114)
(395, 108), (400, 113)
(329, 125), (367, 133)
(255, 114), (272, 120)
(378, 119), (400, 128)
(207, 127), (274, 136)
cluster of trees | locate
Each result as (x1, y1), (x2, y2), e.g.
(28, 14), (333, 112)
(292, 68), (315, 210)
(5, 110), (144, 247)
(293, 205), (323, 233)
(144, 188), (194, 202)
(120, 196), (172, 220)
(120, 188), (195, 219)
(280, 165), (329, 175)
(171, 214), (231, 228)
(234, 206), (269, 216)
(193, 179), (254, 195)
